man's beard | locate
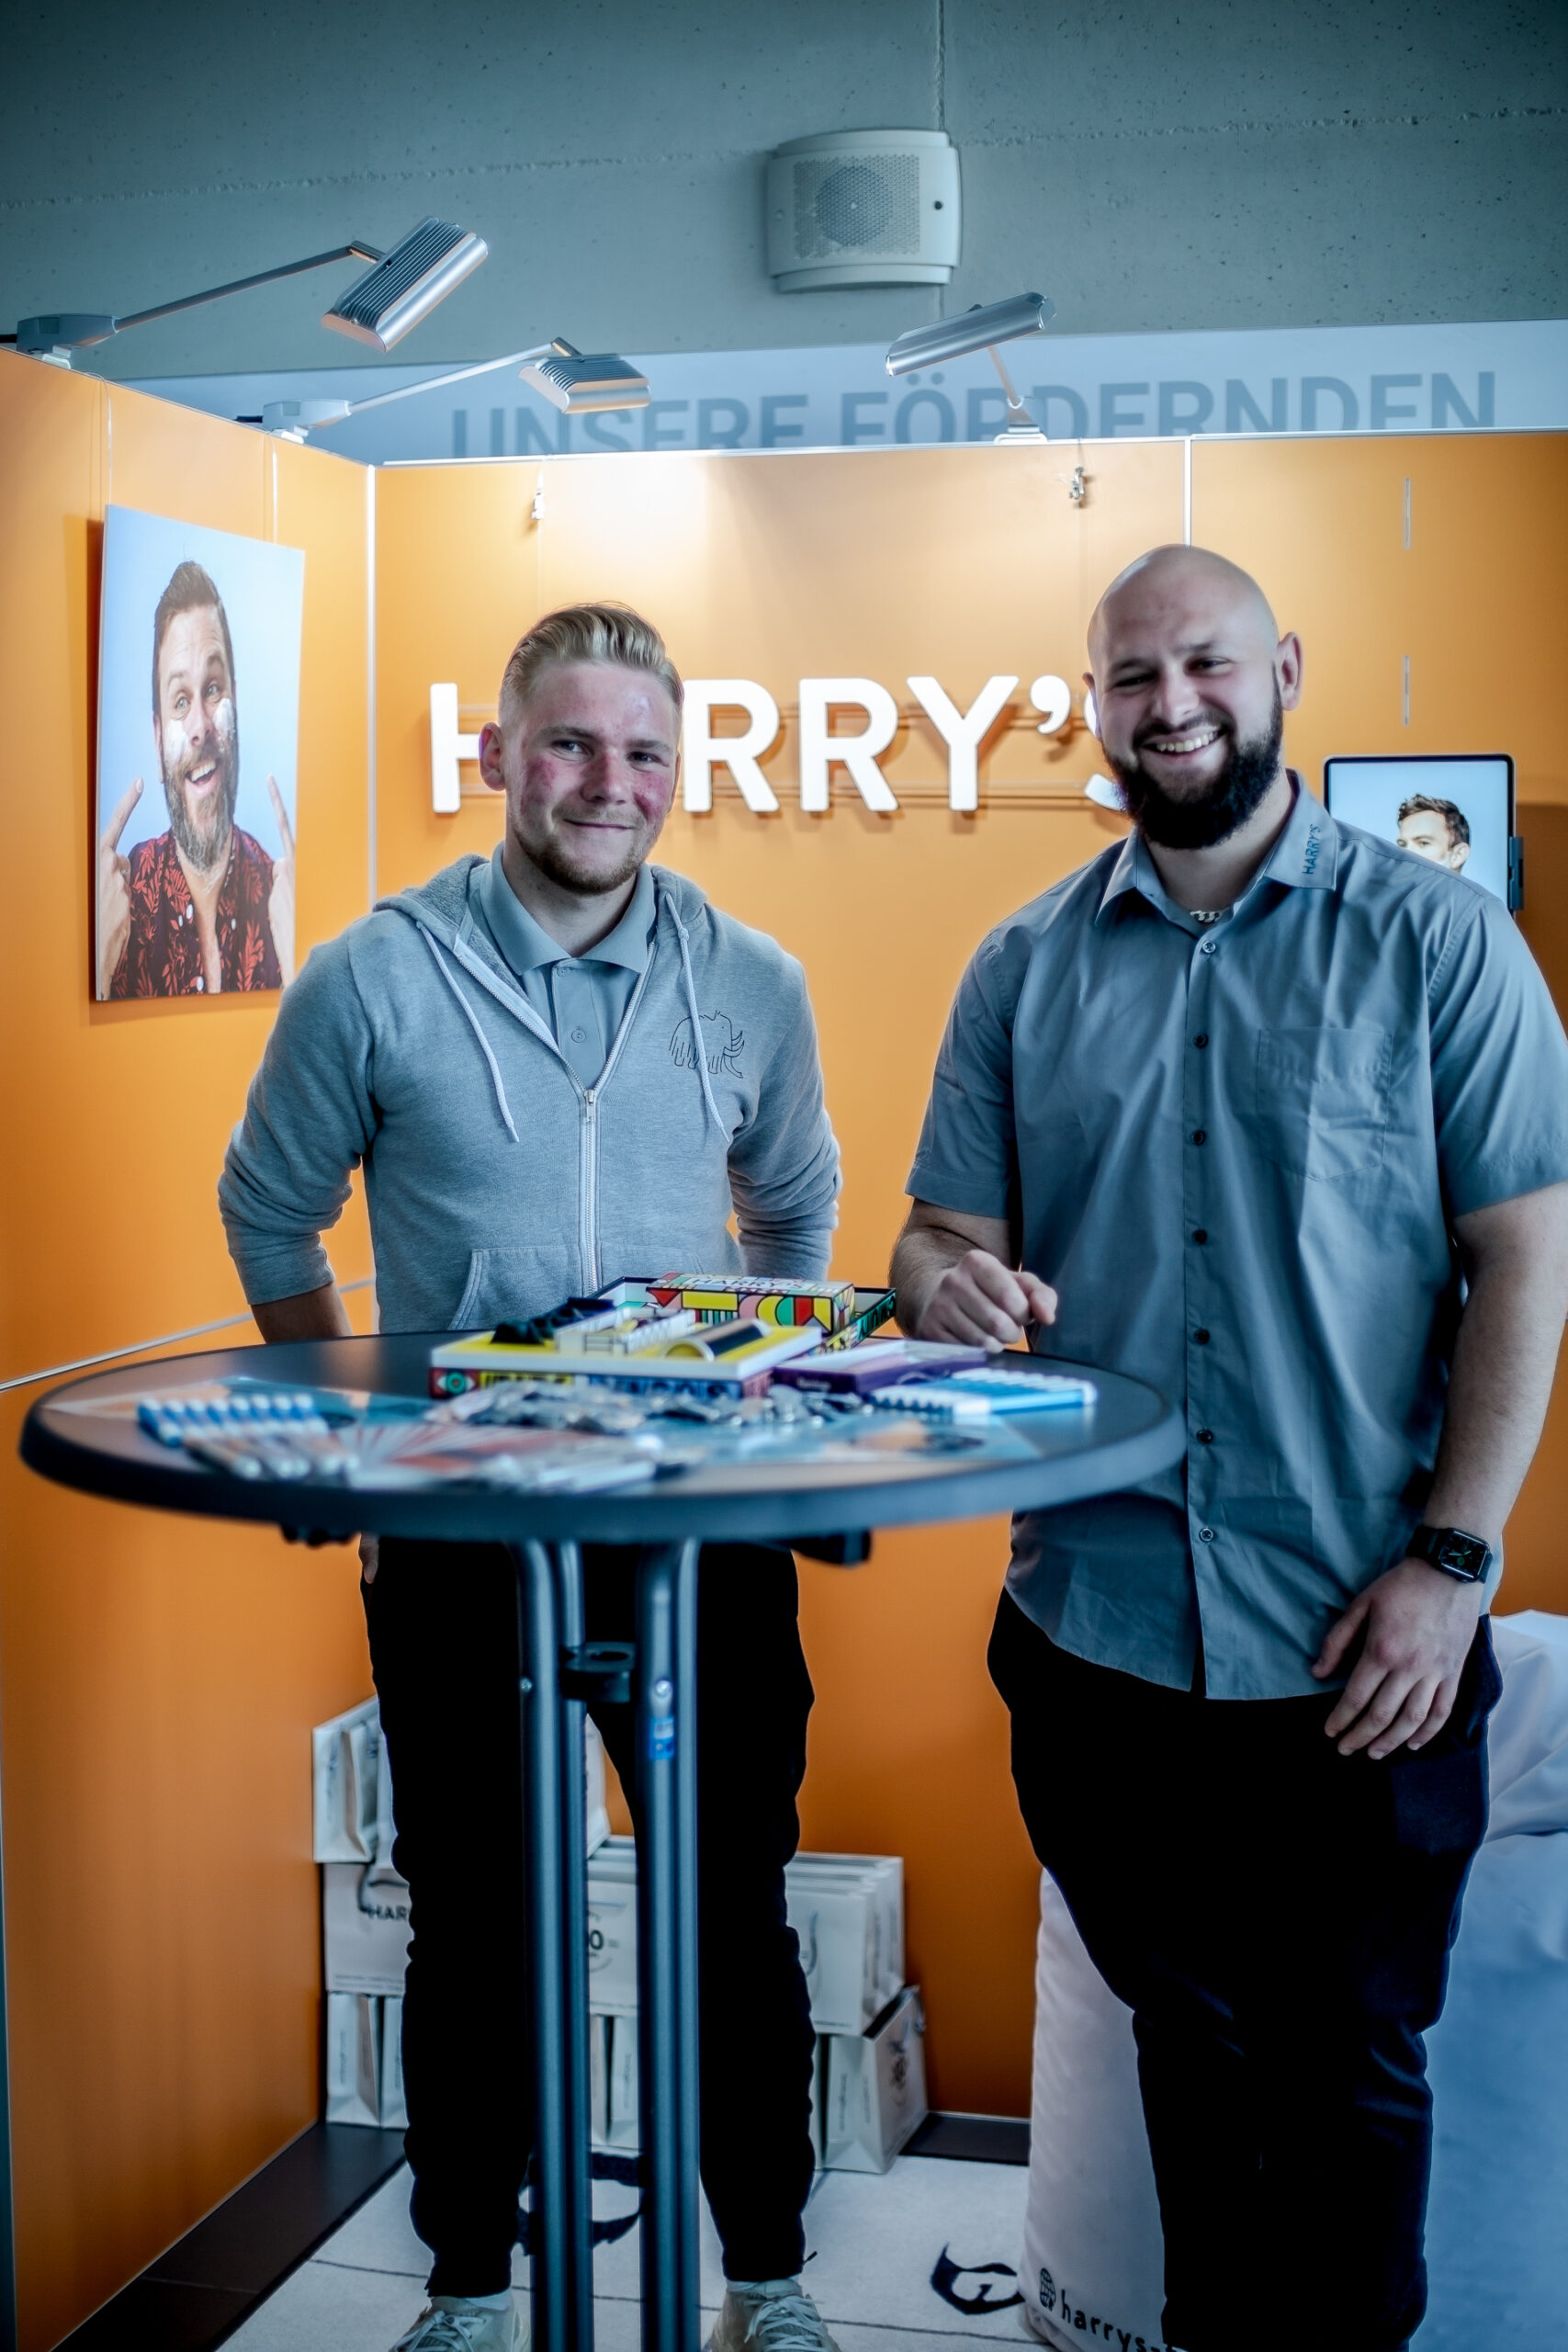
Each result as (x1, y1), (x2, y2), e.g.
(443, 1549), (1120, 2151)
(1112, 688), (1283, 850)
(522, 820), (652, 899)
(164, 736), (239, 876)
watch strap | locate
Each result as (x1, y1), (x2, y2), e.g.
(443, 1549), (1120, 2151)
(1405, 1524), (1492, 1583)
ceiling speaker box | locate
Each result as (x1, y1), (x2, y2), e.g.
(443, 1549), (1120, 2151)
(767, 129), (960, 290)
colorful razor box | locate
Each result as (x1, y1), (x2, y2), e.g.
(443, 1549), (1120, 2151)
(428, 1315), (821, 1398)
(638, 1274), (858, 1332)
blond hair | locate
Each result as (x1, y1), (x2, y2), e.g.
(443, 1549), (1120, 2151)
(497, 602), (683, 729)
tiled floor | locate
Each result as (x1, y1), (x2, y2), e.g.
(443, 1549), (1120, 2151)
(226, 2154), (1037, 2348)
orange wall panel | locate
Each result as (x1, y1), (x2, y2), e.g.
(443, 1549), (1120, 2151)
(7, 405), (1567, 2340)
(0, 354), (375, 2347)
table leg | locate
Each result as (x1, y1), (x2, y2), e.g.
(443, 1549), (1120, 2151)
(635, 1540), (702, 2352)
(552, 1542), (597, 2349)
(514, 1542), (570, 2352)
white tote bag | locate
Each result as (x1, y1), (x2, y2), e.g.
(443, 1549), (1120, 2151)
(1019, 1611), (1568, 2351)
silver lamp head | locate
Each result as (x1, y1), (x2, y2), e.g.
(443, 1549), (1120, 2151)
(520, 341), (650, 413)
(885, 291), (1055, 377)
(323, 219), (489, 352)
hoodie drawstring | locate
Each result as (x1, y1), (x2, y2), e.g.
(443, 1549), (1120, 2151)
(417, 887), (726, 1148)
(665, 894), (729, 1140)
(418, 926), (520, 1142)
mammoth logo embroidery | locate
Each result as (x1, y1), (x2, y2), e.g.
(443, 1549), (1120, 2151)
(671, 1010), (745, 1077)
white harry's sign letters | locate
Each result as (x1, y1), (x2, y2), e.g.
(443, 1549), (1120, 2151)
(429, 674), (1077, 815)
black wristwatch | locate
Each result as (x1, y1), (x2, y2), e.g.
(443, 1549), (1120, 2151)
(1404, 1524), (1493, 1584)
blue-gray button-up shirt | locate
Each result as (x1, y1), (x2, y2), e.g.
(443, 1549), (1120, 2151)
(908, 782), (1568, 1697)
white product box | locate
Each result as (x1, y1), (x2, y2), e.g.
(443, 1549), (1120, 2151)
(605, 2013), (639, 2149)
(326, 1990), (382, 2127)
(784, 1856), (903, 2035)
(313, 1700), (382, 1864)
(589, 2011), (641, 2151)
(787, 1854), (904, 2020)
(581, 1843), (903, 2034)
(314, 1705), (606, 1869)
(590, 2012), (610, 2146)
(379, 1993), (407, 2131)
(323, 1862), (413, 1996)
(586, 1837), (638, 2015)
(821, 1987), (927, 2173)
(327, 1990), (408, 2129)
(584, 1717), (611, 1858)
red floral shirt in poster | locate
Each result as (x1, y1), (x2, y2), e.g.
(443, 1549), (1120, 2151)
(108, 826), (282, 998)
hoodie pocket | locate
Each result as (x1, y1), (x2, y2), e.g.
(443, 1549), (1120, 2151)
(450, 1248), (559, 1330)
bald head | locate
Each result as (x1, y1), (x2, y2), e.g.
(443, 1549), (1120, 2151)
(1089, 545), (1279, 672)
(1085, 543), (1302, 852)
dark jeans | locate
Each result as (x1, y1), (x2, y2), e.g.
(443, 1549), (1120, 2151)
(366, 1538), (818, 2297)
(988, 1593), (1500, 2352)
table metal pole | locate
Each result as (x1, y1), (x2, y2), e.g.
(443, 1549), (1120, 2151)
(552, 1541), (597, 2348)
(515, 1543), (569, 2352)
(673, 1540), (701, 2326)
(635, 1542), (702, 2352)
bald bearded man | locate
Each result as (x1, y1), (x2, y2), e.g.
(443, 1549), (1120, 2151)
(894, 547), (1568, 2352)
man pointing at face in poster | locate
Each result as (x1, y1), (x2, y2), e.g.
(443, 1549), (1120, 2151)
(96, 559), (294, 999)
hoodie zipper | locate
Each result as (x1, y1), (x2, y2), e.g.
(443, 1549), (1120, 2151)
(580, 1088), (600, 1293)
(576, 944), (659, 1295)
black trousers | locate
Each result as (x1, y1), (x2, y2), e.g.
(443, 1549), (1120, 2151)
(366, 1539), (818, 2297)
(988, 1593), (1500, 2352)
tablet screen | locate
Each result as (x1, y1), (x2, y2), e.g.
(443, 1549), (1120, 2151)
(1322, 756), (1514, 906)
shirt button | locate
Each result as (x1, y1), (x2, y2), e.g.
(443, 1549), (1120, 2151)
(1193, 1329), (1211, 1344)
(1191, 1129), (1207, 1146)
(1193, 1228), (1208, 1244)
(1197, 1525), (1215, 1542)
(1200, 940), (1216, 956)
(570, 1026), (587, 1042)
(1195, 1429), (1214, 1444)
(1194, 1034), (1209, 1048)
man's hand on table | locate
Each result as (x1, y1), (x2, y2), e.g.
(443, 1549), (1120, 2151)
(917, 1250), (1058, 1348)
(891, 1202), (1058, 1349)
(1314, 1557), (1485, 1758)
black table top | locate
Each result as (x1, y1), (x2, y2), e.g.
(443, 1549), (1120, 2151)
(21, 1333), (1185, 1548)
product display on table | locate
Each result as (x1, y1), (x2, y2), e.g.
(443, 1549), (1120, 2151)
(94, 1278), (1092, 1498)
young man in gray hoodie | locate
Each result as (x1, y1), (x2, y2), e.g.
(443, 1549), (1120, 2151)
(220, 605), (842, 2352)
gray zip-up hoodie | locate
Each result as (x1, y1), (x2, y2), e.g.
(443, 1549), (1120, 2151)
(219, 856), (840, 1332)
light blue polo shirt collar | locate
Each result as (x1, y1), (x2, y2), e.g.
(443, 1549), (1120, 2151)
(1095, 771), (1333, 925)
(479, 846), (657, 976)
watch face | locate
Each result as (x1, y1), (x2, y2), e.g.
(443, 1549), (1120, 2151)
(1429, 1530), (1489, 1577)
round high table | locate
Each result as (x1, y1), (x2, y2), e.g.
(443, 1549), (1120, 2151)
(21, 1334), (1183, 2352)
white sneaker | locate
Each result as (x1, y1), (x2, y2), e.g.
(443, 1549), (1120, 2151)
(390, 2295), (528, 2352)
(709, 2278), (840, 2351)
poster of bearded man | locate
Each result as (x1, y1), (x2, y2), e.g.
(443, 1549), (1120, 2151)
(96, 506), (304, 1001)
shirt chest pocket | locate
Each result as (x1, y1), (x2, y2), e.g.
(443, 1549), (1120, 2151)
(1250, 1023), (1392, 1183)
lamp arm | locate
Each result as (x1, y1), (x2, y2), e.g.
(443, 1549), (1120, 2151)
(987, 345), (1038, 432)
(311, 344), (566, 428)
(113, 243), (385, 332)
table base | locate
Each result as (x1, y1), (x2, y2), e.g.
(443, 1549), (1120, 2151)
(513, 1541), (702, 2352)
